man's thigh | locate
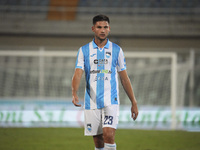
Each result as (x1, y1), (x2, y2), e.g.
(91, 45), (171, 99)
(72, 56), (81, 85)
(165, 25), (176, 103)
(102, 105), (119, 129)
(84, 105), (119, 136)
(84, 109), (103, 136)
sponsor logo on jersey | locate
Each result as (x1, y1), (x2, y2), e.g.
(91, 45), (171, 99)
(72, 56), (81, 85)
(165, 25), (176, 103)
(94, 59), (108, 64)
(94, 76), (109, 81)
(90, 69), (112, 74)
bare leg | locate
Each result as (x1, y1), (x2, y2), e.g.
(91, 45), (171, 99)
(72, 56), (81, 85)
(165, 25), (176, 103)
(103, 127), (115, 144)
(103, 127), (116, 150)
(93, 134), (104, 148)
(93, 128), (116, 149)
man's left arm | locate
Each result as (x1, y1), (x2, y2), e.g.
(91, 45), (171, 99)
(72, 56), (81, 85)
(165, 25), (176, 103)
(118, 70), (139, 120)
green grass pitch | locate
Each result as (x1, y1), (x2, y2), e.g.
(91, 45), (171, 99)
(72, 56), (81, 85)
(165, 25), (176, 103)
(0, 128), (200, 150)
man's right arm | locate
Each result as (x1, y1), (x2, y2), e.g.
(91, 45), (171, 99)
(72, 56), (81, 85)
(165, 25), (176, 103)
(71, 68), (83, 107)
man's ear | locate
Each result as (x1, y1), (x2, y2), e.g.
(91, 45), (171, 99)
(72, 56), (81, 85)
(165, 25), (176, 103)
(92, 26), (94, 32)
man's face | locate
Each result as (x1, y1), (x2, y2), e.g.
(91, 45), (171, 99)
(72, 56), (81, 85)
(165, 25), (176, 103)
(92, 21), (110, 41)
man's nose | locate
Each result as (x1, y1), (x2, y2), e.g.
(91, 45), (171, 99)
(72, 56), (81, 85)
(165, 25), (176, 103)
(101, 29), (105, 32)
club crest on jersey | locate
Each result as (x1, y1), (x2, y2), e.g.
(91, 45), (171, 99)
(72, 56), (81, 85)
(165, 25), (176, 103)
(106, 52), (111, 58)
(87, 124), (92, 132)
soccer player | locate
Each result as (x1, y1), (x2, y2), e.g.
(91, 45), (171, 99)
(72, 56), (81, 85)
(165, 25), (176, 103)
(71, 14), (138, 150)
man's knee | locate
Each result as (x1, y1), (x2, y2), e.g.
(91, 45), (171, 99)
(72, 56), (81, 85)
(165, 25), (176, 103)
(103, 127), (115, 143)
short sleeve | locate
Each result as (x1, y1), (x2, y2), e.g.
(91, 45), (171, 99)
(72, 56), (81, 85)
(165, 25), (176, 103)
(75, 47), (84, 70)
(117, 48), (126, 72)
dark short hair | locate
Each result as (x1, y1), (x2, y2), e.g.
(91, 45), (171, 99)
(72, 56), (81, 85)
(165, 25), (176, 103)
(93, 14), (110, 25)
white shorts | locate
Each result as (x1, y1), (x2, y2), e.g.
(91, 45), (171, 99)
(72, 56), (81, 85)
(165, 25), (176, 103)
(84, 105), (119, 136)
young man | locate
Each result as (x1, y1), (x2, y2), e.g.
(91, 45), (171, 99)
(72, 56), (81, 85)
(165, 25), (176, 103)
(71, 14), (138, 150)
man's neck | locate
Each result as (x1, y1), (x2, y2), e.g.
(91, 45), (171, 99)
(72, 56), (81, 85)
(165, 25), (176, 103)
(94, 38), (107, 48)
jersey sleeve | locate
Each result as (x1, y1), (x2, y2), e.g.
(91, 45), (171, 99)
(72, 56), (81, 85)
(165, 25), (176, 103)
(117, 48), (126, 72)
(75, 47), (84, 70)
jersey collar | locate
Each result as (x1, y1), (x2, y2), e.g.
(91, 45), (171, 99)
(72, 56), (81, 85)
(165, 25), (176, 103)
(92, 38), (110, 49)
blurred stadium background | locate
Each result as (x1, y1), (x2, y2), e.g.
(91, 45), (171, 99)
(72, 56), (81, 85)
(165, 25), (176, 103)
(0, 0), (200, 131)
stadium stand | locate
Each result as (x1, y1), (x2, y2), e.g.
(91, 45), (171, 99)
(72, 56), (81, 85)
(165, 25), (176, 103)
(1, 0), (199, 14)
(0, 0), (199, 36)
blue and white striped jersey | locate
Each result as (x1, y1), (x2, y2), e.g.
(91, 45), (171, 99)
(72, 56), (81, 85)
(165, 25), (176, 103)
(75, 39), (126, 110)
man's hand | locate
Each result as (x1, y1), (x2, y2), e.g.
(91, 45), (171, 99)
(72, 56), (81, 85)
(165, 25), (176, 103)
(72, 95), (82, 107)
(131, 104), (138, 121)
